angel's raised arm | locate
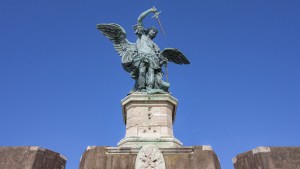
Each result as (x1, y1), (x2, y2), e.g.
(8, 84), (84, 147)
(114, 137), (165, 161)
(134, 7), (157, 36)
(137, 7), (157, 26)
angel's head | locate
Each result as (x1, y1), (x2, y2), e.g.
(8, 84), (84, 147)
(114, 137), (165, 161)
(146, 27), (158, 39)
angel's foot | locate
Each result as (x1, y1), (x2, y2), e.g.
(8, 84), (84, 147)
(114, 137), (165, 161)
(128, 88), (137, 95)
(146, 89), (168, 94)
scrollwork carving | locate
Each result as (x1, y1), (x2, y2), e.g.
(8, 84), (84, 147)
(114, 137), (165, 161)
(135, 145), (166, 169)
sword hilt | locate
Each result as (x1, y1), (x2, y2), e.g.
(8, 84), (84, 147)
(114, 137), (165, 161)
(151, 11), (161, 19)
(150, 7), (166, 37)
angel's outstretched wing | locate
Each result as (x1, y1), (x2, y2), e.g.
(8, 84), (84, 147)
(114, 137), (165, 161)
(161, 48), (190, 64)
(97, 23), (137, 72)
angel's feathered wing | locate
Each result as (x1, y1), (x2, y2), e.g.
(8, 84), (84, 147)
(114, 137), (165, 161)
(161, 48), (190, 64)
(97, 23), (137, 72)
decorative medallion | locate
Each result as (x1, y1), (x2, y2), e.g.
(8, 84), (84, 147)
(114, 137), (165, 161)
(135, 145), (166, 169)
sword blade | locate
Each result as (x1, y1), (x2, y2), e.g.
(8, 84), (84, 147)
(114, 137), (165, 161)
(157, 17), (166, 37)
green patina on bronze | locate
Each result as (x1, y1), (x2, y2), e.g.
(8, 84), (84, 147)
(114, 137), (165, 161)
(97, 7), (190, 95)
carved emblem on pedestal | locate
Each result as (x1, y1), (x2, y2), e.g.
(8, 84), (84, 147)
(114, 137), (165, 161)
(135, 145), (166, 169)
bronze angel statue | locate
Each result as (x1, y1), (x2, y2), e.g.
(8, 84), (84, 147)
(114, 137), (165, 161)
(97, 7), (190, 94)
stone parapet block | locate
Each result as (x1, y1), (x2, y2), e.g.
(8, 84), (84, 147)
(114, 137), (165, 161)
(0, 146), (67, 169)
(233, 146), (300, 169)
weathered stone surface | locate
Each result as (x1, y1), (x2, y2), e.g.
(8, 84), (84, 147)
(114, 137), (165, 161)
(119, 93), (182, 148)
(0, 146), (67, 169)
(79, 146), (220, 169)
(233, 146), (300, 169)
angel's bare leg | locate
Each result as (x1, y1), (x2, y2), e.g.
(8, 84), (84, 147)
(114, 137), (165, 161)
(138, 62), (146, 90)
(146, 68), (155, 90)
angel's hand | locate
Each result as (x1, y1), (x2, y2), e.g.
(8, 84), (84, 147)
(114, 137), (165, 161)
(151, 6), (157, 13)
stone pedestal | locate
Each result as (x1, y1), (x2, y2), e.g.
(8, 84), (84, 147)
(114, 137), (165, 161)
(233, 146), (300, 169)
(79, 93), (222, 169)
(0, 146), (67, 169)
(118, 93), (182, 148)
(79, 146), (221, 169)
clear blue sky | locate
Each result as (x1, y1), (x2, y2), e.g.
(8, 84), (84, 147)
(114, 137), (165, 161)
(1, 0), (299, 169)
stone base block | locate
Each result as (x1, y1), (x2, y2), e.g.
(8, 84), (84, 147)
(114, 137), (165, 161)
(79, 146), (220, 169)
(233, 146), (300, 169)
(0, 146), (67, 169)
(121, 93), (179, 140)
